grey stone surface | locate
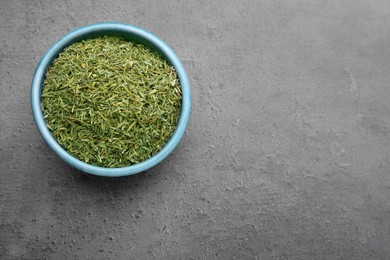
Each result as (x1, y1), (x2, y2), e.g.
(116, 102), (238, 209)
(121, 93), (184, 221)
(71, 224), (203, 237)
(1, 0), (390, 259)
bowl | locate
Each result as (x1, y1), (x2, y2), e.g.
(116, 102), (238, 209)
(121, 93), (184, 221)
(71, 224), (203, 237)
(31, 22), (191, 177)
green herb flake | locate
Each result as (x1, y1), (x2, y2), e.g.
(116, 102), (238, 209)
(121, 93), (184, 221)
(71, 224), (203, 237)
(42, 36), (182, 167)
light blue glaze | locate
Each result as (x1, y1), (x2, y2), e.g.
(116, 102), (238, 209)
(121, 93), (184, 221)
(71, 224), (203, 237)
(31, 22), (191, 177)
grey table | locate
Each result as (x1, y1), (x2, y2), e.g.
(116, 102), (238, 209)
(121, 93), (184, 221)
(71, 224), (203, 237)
(1, 1), (389, 259)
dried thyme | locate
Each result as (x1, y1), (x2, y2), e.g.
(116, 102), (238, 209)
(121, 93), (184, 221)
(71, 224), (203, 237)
(42, 36), (181, 167)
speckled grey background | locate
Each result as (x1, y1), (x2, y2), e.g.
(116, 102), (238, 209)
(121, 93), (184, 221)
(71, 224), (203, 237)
(1, 0), (390, 259)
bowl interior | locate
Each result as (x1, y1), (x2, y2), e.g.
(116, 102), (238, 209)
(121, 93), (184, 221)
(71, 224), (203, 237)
(31, 23), (190, 177)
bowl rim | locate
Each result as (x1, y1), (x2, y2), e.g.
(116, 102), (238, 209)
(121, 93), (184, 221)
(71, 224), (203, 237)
(31, 22), (191, 177)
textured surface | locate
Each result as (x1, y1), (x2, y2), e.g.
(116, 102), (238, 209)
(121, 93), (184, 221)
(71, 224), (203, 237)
(1, 0), (390, 259)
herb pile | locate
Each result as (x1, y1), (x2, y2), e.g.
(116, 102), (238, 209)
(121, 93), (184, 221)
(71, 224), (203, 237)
(42, 36), (181, 167)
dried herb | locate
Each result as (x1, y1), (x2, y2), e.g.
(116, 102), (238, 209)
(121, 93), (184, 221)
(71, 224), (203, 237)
(42, 36), (181, 167)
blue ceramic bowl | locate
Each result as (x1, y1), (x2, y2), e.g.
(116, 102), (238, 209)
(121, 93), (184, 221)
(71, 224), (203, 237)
(31, 23), (191, 177)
